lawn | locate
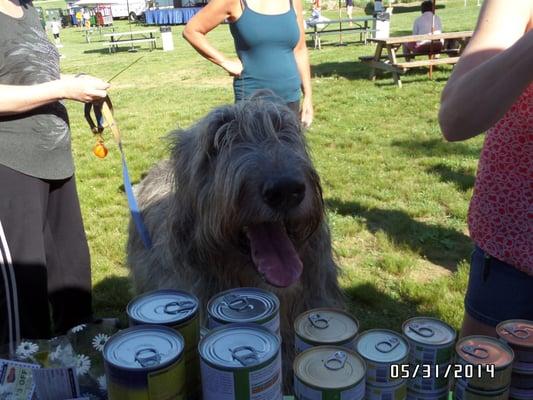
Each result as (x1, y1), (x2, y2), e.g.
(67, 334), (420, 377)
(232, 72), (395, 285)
(52, 0), (482, 332)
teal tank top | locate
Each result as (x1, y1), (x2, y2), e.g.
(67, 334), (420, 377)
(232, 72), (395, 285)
(229, 0), (302, 103)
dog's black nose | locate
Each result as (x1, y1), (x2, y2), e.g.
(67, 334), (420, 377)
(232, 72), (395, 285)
(262, 177), (306, 210)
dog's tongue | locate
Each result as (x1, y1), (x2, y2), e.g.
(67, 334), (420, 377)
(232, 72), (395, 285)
(247, 223), (303, 287)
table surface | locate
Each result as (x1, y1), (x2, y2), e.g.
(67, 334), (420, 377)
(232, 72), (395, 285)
(104, 29), (158, 38)
(368, 30), (473, 45)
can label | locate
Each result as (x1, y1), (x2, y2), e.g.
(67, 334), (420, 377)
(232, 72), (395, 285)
(148, 360), (186, 400)
(200, 354), (282, 400)
(365, 382), (407, 400)
(174, 316), (200, 399)
(208, 315), (280, 336)
(409, 342), (453, 365)
(295, 335), (357, 354)
(366, 362), (404, 386)
(294, 376), (365, 400)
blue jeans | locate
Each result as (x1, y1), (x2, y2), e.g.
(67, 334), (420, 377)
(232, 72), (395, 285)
(464, 246), (533, 326)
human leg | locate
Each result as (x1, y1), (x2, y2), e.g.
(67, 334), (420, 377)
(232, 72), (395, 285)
(0, 164), (52, 344)
(45, 175), (92, 335)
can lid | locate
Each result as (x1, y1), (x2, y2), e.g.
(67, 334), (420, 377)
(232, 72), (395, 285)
(294, 308), (358, 344)
(127, 289), (199, 326)
(456, 336), (514, 367)
(496, 319), (533, 349)
(199, 323), (280, 369)
(402, 317), (456, 346)
(294, 346), (366, 389)
(356, 329), (409, 363)
(207, 288), (279, 324)
(103, 325), (184, 370)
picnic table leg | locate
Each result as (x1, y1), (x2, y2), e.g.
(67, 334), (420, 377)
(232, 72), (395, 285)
(370, 42), (383, 81)
(386, 44), (402, 87)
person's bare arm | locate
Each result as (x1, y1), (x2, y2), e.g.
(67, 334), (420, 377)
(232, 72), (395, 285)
(182, 0), (243, 76)
(439, 0), (533, 141)
(293, 0), (313, 127)
(0, 75), (109, 116)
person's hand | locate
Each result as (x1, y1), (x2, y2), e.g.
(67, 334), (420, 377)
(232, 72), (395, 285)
(220, 59), (243, 77)
(58, 74), (110, 103)
(300, 96), (313, 129)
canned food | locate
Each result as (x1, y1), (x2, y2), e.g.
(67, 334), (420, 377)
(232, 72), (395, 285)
(455, 336), (514, 392)
(207, 288), (280, 335)
(127, 289), (200, 399)
(512, 367), (533, 390)
(403, 317), (456, 365)
(454, 379), (508, 400)
(103, 325), (185, 400)
(355, 329), (409, 387)
(199, 323), (282, 400)
(294, 346), (366, 400)
(366, 381), (407, 400)
(294, 308), (359, 353)
(408, 362), (451, 392)
(407, 388), (448, 400)
(509, 386), (533, 400)
(496, 320), (533, 364)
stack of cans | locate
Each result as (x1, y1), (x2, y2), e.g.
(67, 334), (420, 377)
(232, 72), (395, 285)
(454, 336), (514, 400)
(356, 329), (409, 400)
(127, 289), (201, 400)
(496, 319), (533, 400)
(293, 308), (359, 353)
(403, 317), (456, 400)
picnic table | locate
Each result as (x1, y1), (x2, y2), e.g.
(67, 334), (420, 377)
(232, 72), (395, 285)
(360, 31), (473, 87)
(103, 29), (158, 53)
(306, 16), (376, 49)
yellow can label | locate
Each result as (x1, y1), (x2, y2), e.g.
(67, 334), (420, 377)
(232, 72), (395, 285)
(148, 359), (186, 400)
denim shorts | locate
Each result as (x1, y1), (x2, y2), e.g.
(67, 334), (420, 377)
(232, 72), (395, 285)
(464, 246), (533, 326)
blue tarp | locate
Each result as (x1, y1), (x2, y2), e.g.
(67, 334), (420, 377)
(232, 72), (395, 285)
(145, 7), (202, 25)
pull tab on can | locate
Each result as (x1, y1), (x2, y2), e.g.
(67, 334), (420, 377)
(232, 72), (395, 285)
(230, 346), (261, 366)
(309, 313), (329, 329)
(224, 295), (252, 312)
(461, 345), (490, 360)
(375, 337), (400, 353)
(164, 300), (195, 315)
(324, 351), (347, 371)
(504, 324), (531, 340)
(135, 348), (161, 368)
(408, 323), (435, 338)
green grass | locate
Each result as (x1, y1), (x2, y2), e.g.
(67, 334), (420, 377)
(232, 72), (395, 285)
(52, 0), (482, 332)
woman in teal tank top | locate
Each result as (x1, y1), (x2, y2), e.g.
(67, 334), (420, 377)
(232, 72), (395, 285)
(183, 0), (313, 127)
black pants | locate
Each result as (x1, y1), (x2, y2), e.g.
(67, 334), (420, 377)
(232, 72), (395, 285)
(0, 164), (92, 355)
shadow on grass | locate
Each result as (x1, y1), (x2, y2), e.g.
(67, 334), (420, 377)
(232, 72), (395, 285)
(392, 138), (481, 158)
(345, 281), (425, 331)
(312, 60), (374, 80)
(326, 198), (472, 271)
(427, 163), (475, 192)
(93, 275), (132, 322)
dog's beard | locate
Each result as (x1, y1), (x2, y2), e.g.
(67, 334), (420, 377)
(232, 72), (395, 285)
(246, 222), (303, 288)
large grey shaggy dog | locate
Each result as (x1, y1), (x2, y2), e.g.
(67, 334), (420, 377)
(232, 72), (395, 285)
(127, 93), (344, 388)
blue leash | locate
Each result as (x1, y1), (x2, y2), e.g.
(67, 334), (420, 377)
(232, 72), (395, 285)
(85, 97), (153, 250)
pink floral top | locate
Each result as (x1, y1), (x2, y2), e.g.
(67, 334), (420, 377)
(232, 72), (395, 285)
(468, 83), (533, 276)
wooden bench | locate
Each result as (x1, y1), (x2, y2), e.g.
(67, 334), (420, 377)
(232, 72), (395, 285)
(103, 37), (157, 53)
(306, 17), (376, 49)
(359, 31), (473, 87)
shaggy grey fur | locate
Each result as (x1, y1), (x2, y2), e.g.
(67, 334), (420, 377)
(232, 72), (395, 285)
(127, 93), (345, 390)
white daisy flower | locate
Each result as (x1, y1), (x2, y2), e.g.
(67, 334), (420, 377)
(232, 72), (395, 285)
(49, 345), (63, 362)
(16, 341), (39, 359)
(75, 354), (92, 376)
(70, 324), (87, 333)
(97, 375), (107, 391)
(92, 333), (110, 352)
